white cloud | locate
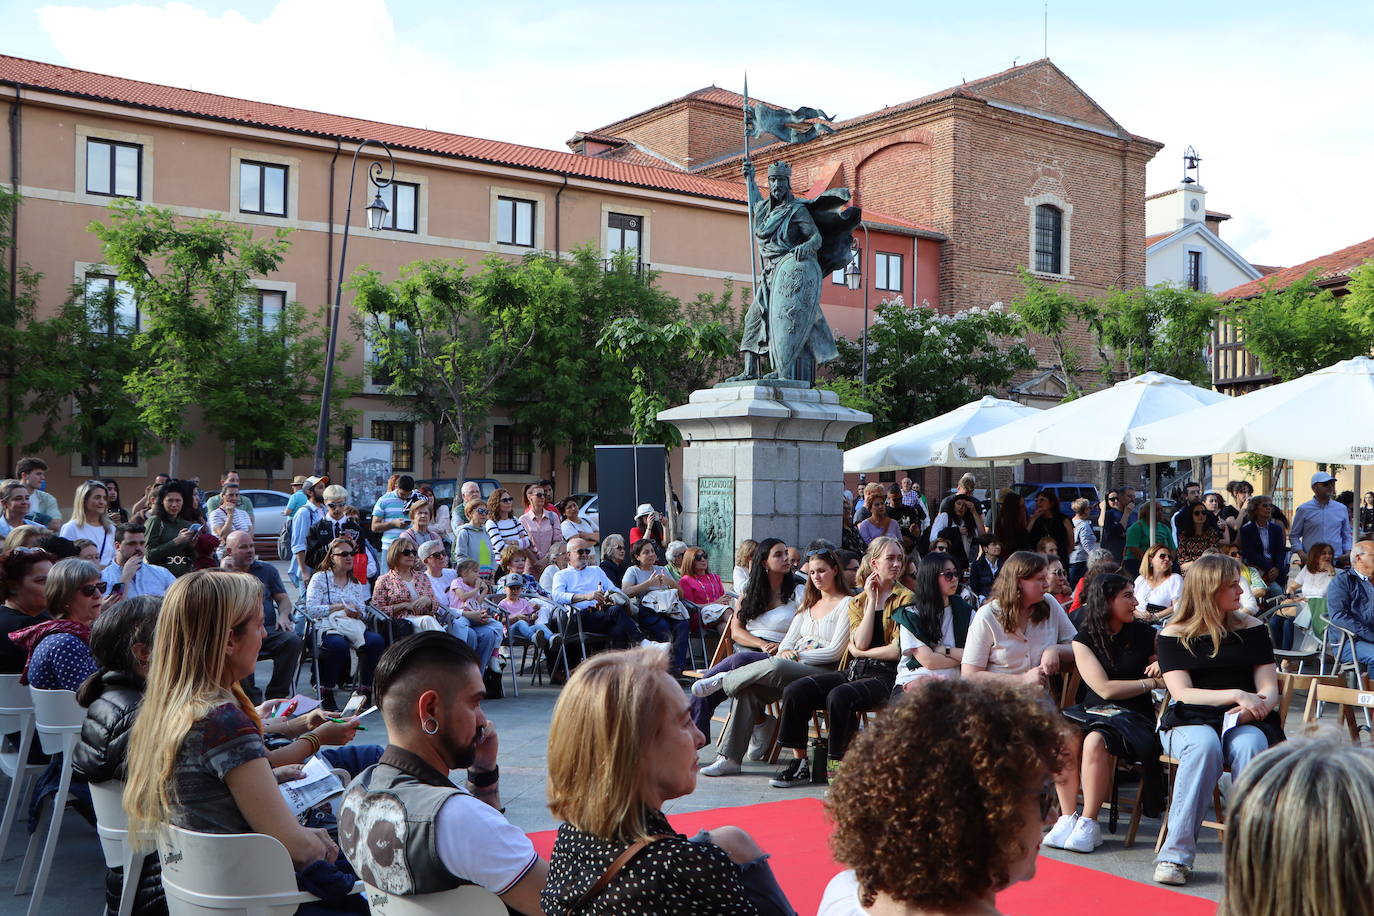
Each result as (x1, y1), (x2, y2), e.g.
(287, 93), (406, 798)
(32, 0), (1374, 274)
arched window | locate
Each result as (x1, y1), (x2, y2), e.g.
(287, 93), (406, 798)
(1034, 204), (1063, 274)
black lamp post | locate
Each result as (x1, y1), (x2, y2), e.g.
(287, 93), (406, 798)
(312, 139), (395, 475)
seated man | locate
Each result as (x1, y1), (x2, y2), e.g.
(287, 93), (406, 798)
(1327, 539), (1374, 678)
(339, 633), (547, 913)
(221, 530), (303, 702)
(100, 522), (176, 598)
(552, 536), (651, 650)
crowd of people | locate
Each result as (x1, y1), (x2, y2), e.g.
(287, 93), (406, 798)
(5, 457), (1374, 915)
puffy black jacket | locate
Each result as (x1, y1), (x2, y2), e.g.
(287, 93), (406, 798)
(74, 670), (167, 916)
(74, 670), (144, 784)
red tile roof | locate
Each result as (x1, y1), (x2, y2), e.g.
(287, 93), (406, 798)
(1219, 235), (1374, 300)
(1145, 232), (1172, 247)
(1252, 264), (1284, 276)
(0, 54), (750, 205)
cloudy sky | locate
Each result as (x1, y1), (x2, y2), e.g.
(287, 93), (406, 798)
(2, 0), (1370, 268)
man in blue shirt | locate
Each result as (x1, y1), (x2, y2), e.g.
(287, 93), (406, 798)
(223, 530), (302, 702)
(1289, 472), (1352, 564)
(1327, 540), (1374, 678)
(289, 475), (329, 589)
(372, 475), (417, 557)
(100, 523), (176, 598)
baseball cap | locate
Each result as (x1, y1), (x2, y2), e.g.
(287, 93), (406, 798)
(1311, 472), (1336, 485)
(497, 573), (524, 590)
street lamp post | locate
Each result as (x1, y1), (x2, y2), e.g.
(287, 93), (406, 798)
(312, 139), (395, 475)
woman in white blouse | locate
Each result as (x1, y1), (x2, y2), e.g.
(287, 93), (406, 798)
(303, 536), (385, 707)
(1134, 543), (1183, 624)
(59, 480), (116, 567)
(695, 548), (853, 775)
(558, 495), (599, 545)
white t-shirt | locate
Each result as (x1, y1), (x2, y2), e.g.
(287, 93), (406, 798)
(1293, 567), (1335, 599)
(962, 596), (1076, 676)
(560, 517), (597, 541)
(58, 520), (116, 566)
(817, 870), (868, 916)
(896, 606), (959, 687)
(744, 599), (800, 644)
(434, 786), (539, 894)
(426, 569), (458, 604)
(732, 566), (750, 596)
(1133, 573), (1183, 612)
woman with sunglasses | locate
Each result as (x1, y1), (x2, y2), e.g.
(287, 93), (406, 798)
(372, 539), (446, 634)
(60, 480), (117, 567)
(892, 552), (973, 690)
(483, 488), (530, 554)
(1176, 499), (1222, 572)
(453, 498), (497, 581)
(1133, 543), (1182, 624)
(0, 546), (56, 675)
(305, 537), (385, 709)
(520, 484), (564, 574)
(9, 557), (116, 689)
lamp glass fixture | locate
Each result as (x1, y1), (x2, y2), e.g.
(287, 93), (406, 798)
(365, 192), (389, 231)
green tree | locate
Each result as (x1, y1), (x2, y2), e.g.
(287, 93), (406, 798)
(0, 187), (42, 448)
(16, 280), (153, 475)
(1339, 258), (1374, 339)
(1231, 272), (1371, 381)
(89, 200), (291, 475)
(824, 296), (1036, 439)
(1010, 267), (1087, 397)
(1082, 283), (1219, 386)
(350, 256), (542, 480)
(200, 300), (355, 487)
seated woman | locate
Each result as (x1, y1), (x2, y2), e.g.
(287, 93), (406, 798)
(678, 546), (730, 628)
(0, 546), (55, 675)
(539, 543), (569, 595)
(1063, 573), (1166, 854)
(542, 647), (794, 916)
(304, 538), (386, 710)
(372, 538), (446, 634)
(1067, 550), (1118, 617)
(1152, 553), (1282, 887)
(122, 571), (367, 915)
(687, 538), (799, 738)
(10, 557), (115, 689)
(857, 483), (900, 547)
(1133, 543), (1183, 625)
(892, 551), (973, 690)
(1221, 740), (1374, 916)
(732, 539), (758, 597)
(621, 538), (691, 675)
(772, 537), (910, 780)
(417, 540), (455, 604)
(1280, 540), (1334, 650)
(558, 496), (599, 546)
(1045, 556), (1074, 607)
(1176, 500), (1221, 571)
(697, 549), (853, 781)
(819, 679), (1064, 916)
(960, 550), (1080, 851)
(598, 534), (628, 587)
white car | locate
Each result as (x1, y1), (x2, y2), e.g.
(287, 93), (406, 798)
(235, 489), (293, 539)
(568, 492), (599, 529)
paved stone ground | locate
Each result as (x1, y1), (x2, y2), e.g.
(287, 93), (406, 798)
(0, 559), (1231, 913)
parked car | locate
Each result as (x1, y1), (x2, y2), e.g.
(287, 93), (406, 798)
(1022, 483), (1101, 519)
(211, 488), (293, 540)
(414, 477), (502, 510)
(566, 492), (599, 528)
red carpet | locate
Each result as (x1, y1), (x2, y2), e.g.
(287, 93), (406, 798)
(527, 798), (1217, 915)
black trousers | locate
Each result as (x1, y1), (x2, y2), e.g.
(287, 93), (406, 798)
(777, 671), (893, 761)
(241, 628), (304, 702)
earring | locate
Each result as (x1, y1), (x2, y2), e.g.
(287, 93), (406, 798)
(422, 717), (439, 735)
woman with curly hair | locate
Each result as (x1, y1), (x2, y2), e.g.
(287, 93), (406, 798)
(819, 678), (1063, 915)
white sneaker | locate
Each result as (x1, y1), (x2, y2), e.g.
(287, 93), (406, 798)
(1043, 812), (1078, 849)
(700, 755), (741, 777)
(691, 672), (728, 698)
(1153, 861), (1190, 886)
(639, 638), (671, 654)
(746, 714), (778, 761)
(1064, 816), (1102, 853)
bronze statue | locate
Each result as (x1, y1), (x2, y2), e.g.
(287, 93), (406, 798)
(726, 159), (860, 383)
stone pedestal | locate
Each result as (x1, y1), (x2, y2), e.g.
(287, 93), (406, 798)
(657, 385), (872, 567)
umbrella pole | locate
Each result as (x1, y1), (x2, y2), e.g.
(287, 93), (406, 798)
(1150, 463), (1157, 549)
(988, 461), (998, 532)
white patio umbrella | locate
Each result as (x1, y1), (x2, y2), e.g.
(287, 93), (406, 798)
(843, 396), (1042, 473)
(1127, 356), (1374, 465)
(966, 372), (1231, 545)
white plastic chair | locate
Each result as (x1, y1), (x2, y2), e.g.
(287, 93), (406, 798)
(90, 780), (149, 916)
(362, 882), (507, 916)
(13, 686), (85, 915)
(0, 674), (44, 861)
(159, 823), (363, 916)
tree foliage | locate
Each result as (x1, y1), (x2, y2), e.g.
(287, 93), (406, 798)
(351, 256), (542, 480)
(1010, 267), (1086, 397)
(0, 188), (42, 448)
(1083, 283), (1219, 386)
(825, 296), (1036, 439)
(89, 200), (291, 474)
(1231, 271), (1372, 382)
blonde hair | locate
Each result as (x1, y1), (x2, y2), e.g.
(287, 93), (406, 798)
(989, 551), (1050, 632)
(1139, 543), (1174, 584)
(547, 647), (671, 842)
(735, 539), (758, 569)
(123, 570), (265, 850)
(1168, 553), (1241, 657)
(856, 536), (903, 583)
(70, 480), (114, 532)
(3, 525), (45, 552)
(1221, 740), (1374, 916)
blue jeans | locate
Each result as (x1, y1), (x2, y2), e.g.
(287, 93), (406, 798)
(508, 619), (556, 645)
(689, 650), (770, 735)
(450, 617), (505, 670)
(1158, 724), (1269, 868)
(638, 607), (691, 670)
(1341, 637), (1374, 680)
(318, 631), (385, 689)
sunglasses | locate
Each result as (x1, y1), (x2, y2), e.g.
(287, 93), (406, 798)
(326, 501), (345, 508)
(474, 507), (489, 515)
(332, 551), (354, 558)
(79, 581), (109, 597)
(500, 496), (514, 503)
(12, 546), (47, 556)
(575, 547), (593, 556)
(939, 570), (959, 581)
(398, 549), (416, 558)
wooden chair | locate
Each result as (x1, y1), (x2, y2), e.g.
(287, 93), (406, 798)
(1278, 672), (1344, 724)
(1302, 683), (1374, 744)
(1154, 689), (1226, 852)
